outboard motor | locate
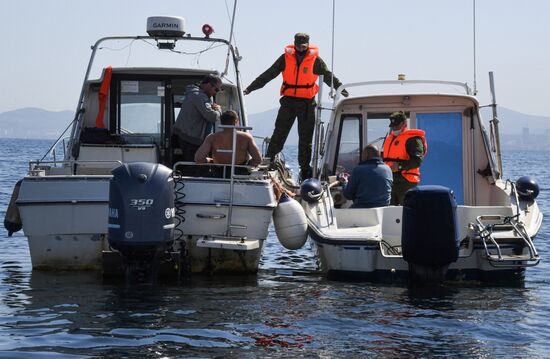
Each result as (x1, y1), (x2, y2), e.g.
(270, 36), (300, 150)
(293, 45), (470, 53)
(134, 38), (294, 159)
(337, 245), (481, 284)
(108, 162), (175, 281)
(516, 176), (540, 201)
(401, 185), (459, 284)
(300, 178), (323, 203)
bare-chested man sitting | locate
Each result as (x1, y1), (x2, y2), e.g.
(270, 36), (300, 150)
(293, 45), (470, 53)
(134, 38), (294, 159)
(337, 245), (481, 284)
(194, 110), (262, 166)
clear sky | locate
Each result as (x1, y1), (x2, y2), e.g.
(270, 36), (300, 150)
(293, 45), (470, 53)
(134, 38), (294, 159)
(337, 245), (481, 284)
(2, 0), (549, 116)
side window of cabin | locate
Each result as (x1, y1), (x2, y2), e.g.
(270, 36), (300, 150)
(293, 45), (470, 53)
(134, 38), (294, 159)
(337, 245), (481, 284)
(334, 114), (362, 174)
(366, 115), (391, 152)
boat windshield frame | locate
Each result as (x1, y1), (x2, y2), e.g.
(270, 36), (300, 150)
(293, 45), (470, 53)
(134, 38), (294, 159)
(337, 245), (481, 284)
(332, 79), (473, 105)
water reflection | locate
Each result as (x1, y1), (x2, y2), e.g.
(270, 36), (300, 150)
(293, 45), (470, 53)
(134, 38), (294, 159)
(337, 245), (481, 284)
(0, 144), (549, 357)
(0, 255), (547, 357)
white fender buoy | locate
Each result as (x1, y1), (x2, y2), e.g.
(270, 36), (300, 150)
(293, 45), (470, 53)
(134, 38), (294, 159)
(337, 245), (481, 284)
(273, 193), (308, 250)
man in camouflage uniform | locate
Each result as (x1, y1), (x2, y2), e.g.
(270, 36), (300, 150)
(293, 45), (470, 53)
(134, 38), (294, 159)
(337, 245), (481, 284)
(244, 33), (347, 180)
(382, 111), (427, 205)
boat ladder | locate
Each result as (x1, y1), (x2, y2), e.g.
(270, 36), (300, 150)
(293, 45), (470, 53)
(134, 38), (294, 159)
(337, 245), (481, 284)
(217, 124), (253, 238)
(469, 215), (540, 267)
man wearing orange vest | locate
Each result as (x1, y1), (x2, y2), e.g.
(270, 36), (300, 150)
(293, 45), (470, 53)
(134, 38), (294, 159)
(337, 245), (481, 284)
(243, 33), (347, 180)
(383, 111), (427, 205)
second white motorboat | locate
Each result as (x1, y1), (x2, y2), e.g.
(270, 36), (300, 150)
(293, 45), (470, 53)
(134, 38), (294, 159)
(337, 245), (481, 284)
(297, 75), (542, 283)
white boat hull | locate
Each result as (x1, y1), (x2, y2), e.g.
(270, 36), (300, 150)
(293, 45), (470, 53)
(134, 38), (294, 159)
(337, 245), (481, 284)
(17, 174), (276, 274)
(305, 189), (543, 282)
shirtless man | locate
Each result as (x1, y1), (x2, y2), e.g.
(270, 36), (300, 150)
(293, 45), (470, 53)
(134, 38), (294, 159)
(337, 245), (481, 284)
(194, 110), (262, 166)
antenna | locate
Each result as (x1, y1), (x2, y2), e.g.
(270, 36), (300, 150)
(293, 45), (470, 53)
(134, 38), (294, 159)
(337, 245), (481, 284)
(222, 0), (238, 76)
(329, 0), (336, 98)
(473, 0), (478, 95)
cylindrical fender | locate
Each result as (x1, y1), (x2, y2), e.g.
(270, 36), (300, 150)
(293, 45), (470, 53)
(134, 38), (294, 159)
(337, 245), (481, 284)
(273, 193), (308, 250)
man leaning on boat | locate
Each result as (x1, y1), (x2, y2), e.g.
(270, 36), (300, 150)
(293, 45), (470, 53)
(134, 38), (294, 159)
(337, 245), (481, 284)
(383, 111), (427, 205)
(173, 75), (223, 161)
(340, 144), (393, 208)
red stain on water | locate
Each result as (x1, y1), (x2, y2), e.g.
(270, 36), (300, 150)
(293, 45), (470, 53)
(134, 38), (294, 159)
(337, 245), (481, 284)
(249, 322), (314, 348)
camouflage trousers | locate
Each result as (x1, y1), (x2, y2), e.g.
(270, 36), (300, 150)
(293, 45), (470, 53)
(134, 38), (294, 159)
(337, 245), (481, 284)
(391, 175), (418, 205)
(266, 96), (316, 178)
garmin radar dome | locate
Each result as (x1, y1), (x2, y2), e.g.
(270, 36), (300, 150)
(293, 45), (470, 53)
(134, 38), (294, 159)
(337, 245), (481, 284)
(146, 16), (186, 37)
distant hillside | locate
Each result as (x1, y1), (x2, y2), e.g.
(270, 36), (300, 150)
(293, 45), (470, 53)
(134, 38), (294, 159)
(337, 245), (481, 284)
(247, 107), (332, 146)
(0, 108), (73, 139)
(247, 108), (293, 144)
(479, 107), (550, 134)
(1, 106), (548, 148)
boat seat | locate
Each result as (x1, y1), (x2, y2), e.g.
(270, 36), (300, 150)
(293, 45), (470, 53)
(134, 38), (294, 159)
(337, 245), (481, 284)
(322, 225), (382, 241)
(335, 207), (383, 227)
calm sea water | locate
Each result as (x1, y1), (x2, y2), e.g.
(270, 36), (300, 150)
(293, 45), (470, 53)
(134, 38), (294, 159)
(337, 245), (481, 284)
(0, 138), (549, 358)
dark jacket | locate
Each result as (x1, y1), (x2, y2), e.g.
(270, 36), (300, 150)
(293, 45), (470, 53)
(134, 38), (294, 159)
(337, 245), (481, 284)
(343, 158), (393, 208)
(173, 84), (222, 145)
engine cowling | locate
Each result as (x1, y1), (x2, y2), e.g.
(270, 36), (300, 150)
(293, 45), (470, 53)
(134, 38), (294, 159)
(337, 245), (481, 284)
(401, 185), (459, 283)
(108, 162), (175, 271)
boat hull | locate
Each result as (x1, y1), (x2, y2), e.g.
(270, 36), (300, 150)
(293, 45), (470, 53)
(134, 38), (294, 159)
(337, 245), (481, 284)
(305, 193), (543, 283)
(16, 175), (276, 274)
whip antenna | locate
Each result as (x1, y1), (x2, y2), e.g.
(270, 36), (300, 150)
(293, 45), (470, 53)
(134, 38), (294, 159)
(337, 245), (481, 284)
(222, 0), (238, 76)
(473, 0), (477, 95)
(329, 0), (336, 98)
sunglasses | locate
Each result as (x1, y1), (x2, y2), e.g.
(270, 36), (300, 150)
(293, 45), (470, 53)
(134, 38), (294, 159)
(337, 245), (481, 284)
(211, 83), (221, 93)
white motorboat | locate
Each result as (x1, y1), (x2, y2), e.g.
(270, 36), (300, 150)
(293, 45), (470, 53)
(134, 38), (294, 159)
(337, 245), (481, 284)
(4, 16), (284, 278)
(299, 75), (543, 283)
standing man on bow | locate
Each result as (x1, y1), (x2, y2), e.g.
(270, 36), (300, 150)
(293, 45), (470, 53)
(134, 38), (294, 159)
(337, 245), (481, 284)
(383, 111), (427, 205)
(243, 33), (348, 180)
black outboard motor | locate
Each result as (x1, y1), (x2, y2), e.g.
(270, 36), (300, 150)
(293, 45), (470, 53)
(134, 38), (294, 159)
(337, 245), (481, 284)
(402, 185), (459, 284)
(108, 162), (175, 281)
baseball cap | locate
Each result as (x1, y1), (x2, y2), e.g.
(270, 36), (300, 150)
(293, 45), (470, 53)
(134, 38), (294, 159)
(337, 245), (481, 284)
(389, 111), (407, 126)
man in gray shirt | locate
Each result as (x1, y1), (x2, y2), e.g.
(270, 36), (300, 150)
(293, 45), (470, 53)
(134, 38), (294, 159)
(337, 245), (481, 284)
(173, 74), (223, 161)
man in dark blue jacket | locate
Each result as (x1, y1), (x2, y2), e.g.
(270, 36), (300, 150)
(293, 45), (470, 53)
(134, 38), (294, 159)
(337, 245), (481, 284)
(341, 144), (393, 208)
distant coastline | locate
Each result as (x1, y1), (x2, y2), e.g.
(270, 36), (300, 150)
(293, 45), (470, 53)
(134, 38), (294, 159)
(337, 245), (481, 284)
(1, 107), (549, 150)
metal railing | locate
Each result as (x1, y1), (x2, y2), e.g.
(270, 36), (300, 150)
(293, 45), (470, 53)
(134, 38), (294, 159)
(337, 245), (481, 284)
(470, 214), (540, 268)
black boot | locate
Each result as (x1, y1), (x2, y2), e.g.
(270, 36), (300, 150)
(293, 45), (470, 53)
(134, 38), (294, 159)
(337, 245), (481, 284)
(299, 166), (312, 181)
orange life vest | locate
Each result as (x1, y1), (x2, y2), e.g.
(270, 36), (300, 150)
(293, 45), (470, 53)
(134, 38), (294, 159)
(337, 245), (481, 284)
(280, 44), (319, 99)
(383, 128), (427, 183)
(95, 66), (112, 128)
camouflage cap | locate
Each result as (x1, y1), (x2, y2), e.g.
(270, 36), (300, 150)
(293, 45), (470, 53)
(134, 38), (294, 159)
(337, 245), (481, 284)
(294, 32), (310, 45)
(389, 111), (407, 126)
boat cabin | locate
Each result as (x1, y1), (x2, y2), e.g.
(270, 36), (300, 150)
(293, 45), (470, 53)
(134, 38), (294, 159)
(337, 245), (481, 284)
(68, 67), (245, 174)
(323, 92), (507, 206)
